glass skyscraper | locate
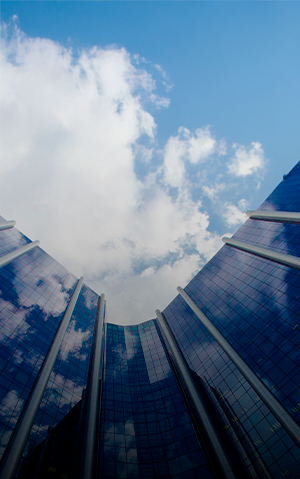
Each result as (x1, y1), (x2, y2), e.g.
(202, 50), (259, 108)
(0, 162), (300, 479)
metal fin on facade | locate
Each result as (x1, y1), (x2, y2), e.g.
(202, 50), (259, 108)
(247, 210), (300, 223)
(80, 293), (105, 479)
(0, 240), (40, 269)
(0, 221), (16, 231)
(222, 237), (300, 270)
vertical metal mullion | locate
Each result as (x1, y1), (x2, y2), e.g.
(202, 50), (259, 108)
(156, 309), (237, 479)
(80, 293), (105, 479)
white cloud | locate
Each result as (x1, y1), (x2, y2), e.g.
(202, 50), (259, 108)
(162, 134), (187, 188)
(202, 182), (226, 200)
(140, 266), (156, 278)
(223, 203), (248, 226)
(188, 127), (217, 164)
(154, 63), (173, 92)
(162, 126), (222, 189)
(218, 138), (227, 157)
(134, 145), (154, 164)
(150, 93), (170, 108)
(228, 141), (267, 177)
(154, 64), (167, 79)
(238, 198), (248, 211)
(0, 23), (266, 325)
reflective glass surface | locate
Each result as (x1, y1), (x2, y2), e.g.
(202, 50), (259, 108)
(163, 162), (300, 478)
(233, 162), (300, 256)
(0, 215), (30, 257)
(163, 296), (300, 478)
(258, 162), (300, 213)
(25, 284), (98, 449)
(99, 321), (211, 479)
(0, 223), (78, 461)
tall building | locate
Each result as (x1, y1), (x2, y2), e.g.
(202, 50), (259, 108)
(0, 162), (300, 479)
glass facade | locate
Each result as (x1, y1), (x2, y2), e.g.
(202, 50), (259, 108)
(98, 321), (211, 479)
(0, 162), (300, 478)
(27, 284), (98, 449)
(0, 219), (78, 463)
(162, 162), (300, 478)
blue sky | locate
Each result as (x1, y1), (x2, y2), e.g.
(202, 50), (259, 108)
(1, 1), (300, 323)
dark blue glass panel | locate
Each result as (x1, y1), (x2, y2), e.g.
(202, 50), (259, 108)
(98, 321), (212, 479)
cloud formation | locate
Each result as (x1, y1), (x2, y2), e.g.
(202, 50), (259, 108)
(223, 202), (248, 226)
(1, 21), (267, 324)
(162, 126), (223, 189)
(228, 141), (266, 177)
